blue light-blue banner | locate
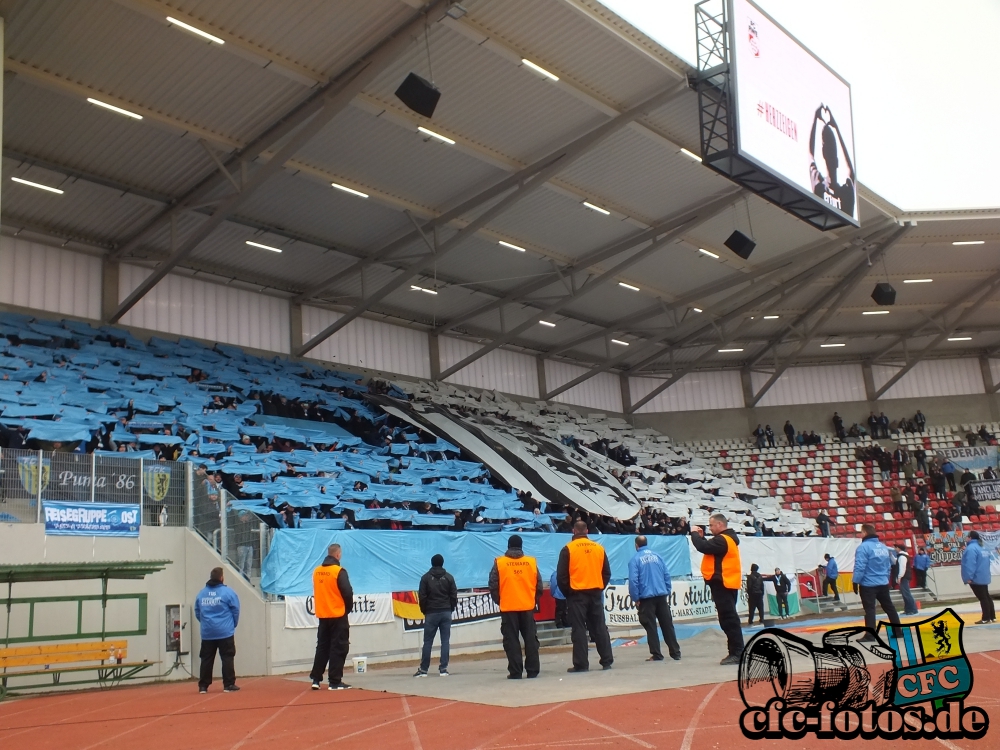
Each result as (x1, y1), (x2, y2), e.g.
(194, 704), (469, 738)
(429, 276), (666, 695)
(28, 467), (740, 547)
(43, 501), (141, 537)
(261, 529), (691, 596)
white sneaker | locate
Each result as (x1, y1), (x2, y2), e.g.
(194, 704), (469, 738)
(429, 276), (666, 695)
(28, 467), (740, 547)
(439, 669), (450, 677)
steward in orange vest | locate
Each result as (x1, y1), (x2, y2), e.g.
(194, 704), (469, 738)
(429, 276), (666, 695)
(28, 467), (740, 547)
(556, 520), (614, 672)
(691, 514), (744, 665)
(309, 544), (354, 689)
(489, 535), (543, 679)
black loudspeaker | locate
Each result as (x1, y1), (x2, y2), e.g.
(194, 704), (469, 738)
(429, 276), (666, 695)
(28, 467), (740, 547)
(871, 282), (896, 306)
(724, 230), (756, 259)
(395, 72), (441, 119)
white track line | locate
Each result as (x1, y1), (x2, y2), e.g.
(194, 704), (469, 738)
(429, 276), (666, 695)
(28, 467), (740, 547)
(976, 652), (1000, 665)
(305, 700), (454, 748)
(402, 696), (424, 750)
(566, 710), (655, 748)
(230, 690), (304, 750)
(679, 682), (723, 750)
(471, 702), (567, 750)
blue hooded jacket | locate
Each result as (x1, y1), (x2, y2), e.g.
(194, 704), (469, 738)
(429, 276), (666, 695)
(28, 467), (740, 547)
(628, 545), (672, 601)
(195, 580), (241, 640)
(824, 557), (838, 578)
(961, 539), (992, 586)
(852, 535), (893, 587)
(548, 570), (565, 600)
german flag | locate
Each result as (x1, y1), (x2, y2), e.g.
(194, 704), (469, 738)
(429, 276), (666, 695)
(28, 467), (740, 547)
(392, 591), (423, 621)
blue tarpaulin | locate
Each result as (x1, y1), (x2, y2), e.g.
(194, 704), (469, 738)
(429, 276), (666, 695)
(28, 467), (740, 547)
(261, 529), (691, 595)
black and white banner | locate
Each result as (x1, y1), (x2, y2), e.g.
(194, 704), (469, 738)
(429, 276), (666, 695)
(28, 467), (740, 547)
(400, 590), (501, 632)
(372, 396), (640, 520)
(284, 594), (393, 629)
(967, 479), (1000, 505)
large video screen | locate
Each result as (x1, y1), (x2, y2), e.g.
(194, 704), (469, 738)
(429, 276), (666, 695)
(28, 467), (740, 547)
(730, 0), (858, 225)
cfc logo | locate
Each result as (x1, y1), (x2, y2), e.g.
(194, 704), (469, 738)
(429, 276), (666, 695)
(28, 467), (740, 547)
(738, 609), (988, 741)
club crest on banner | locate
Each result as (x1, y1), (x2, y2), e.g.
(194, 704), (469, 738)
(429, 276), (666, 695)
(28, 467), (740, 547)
(143, 466), (171, 502)
(17, 456), (50, 494)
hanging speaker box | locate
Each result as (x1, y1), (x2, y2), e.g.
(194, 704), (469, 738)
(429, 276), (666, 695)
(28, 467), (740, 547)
(395, 72), (441, 119)
(724, 230), (756, 259)
(871, 282), (896, 306)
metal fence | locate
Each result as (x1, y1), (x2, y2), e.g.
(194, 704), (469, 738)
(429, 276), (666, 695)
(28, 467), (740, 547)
(1, 448), (272, 592)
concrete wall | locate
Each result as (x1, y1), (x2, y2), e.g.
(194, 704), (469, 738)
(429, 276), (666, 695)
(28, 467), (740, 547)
(0, 523), (268, 684)
(633, 393), (1000, 443)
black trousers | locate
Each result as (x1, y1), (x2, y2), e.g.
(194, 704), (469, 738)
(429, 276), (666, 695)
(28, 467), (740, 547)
(971, 584), (996, 621)
(310, 616), (350, 685)
(775, 592), (789, 617)
(554, 598), (568, 628)
(747, 593), (765, 625)
(500, 611), (540, 677)
(637, 595), (680, 659)
(858, 584), (901, 635)
(198, 635), (236, 690)
(707, 580), (744, 657)
(823, 575), (840, 600)
(914, 569), (928, 589)
(567, 591), (613, 669)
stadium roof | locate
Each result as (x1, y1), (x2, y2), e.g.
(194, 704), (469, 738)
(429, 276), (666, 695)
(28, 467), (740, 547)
(3, 0), (999, 399)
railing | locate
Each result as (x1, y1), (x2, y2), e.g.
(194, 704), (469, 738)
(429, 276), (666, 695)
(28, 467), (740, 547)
(0, 448), (270, 595)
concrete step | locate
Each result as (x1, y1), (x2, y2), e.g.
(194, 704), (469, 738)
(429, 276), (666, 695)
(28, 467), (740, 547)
(536, 624), (571, 647)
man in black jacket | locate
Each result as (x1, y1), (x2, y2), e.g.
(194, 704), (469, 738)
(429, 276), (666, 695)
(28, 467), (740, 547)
(414, 554), (458, 677)
(746, 564), (765, 625)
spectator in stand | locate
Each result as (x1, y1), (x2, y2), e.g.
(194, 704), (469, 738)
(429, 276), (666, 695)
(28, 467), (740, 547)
(815, 510), (831, 538)
(832, 412), (845, 441)
(961, 531), (995, 624)
(935, 507), (952, 533)
(890, 484), (904, 514)
(783, 421), (796, 447)
(879, 452), (894, 483)
(913, 447), (927, 475)
(929, 463), (947, 497)
(984, 465), (998, 481)
(914, 410), (926, 433)
(913, 547), (931, 590)
(960, 467), (977, 493)
(796, 431), (806, 446)
(877, 412), (890, 439)
(764, 425), (776, 448)
(753, 424), (766, 449)
(892, 444), (909, 473)
(868, 411), (879, 437)
(941, 459), (957, 492)
(978, 425), (996, 445)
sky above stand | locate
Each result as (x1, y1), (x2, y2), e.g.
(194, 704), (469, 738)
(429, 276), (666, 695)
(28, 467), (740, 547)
(599, 0), (1000, 212)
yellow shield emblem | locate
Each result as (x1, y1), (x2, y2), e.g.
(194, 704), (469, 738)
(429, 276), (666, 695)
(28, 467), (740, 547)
(143, 466), (171, 502)
(17, 457), (50, 494)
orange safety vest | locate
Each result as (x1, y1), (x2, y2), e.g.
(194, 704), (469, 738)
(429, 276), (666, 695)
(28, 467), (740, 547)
(700, 534), (742, 589)
(496, 555), (538, 612)
(313, 564), (346, 618)
(566, 537), (606, 591)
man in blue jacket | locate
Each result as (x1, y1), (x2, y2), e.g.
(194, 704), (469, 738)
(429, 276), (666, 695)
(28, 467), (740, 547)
(962, 531), (995, 624)
(822, 553), (840, 602)
(628, 536), (680, 662)
(852, 524), (901, 639)
(913, 547), (932, 590)
(194, 567), (241, 693)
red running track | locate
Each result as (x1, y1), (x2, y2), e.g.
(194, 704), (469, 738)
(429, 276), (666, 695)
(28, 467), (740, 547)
(2, 651), (999, 749)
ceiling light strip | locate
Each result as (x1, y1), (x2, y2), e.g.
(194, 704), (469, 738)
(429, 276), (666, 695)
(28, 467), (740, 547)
(417, 126), (455, 145)
(246, 240), (282, 253)
(86, 98), (143, 119)
(166, 16), (225, 44)
(521, 59), (559, 81)
(331, 182), (368, 198)
(11, 176), (63, 194)
(498, 241), (526, 252)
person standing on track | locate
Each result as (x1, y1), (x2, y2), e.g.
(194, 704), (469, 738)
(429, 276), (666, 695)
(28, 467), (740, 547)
(852, 524), (901, 640)
(962, 531), (996, 624)
(549, 569), (568, 628)
(194, 567), (240, 694)
(489, 535), (543, 679)
(913, 547), (931, 590)
(628, 535), (681, 661)
(745, 564), (765, 626)
(770, 567), (791, 619)
(691, 514), (744, 665)
(557, 520), (614, 673)
(309, 544), (354, 690)
(415, 554), (458, 677)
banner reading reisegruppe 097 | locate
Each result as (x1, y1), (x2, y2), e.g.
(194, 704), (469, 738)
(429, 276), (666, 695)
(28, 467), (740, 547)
(43, 500), (141, 537)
